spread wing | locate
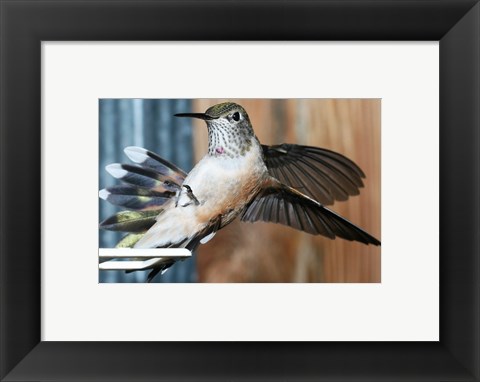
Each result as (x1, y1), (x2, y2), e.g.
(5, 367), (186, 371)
(262, 144), (366, 205)
(241, 181), (380, 246)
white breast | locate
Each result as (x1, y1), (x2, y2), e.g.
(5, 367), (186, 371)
(179, 143), (265, 206)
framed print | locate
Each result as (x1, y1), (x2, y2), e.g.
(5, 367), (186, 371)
(1, 1), (479, 381)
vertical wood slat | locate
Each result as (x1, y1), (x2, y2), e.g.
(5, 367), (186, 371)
(193, 99), (381, 283)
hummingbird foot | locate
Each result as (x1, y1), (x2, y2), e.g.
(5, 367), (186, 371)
(176, 184), (200, 207)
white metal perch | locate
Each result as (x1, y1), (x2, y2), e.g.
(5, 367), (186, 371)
(99, 248), (191, 271)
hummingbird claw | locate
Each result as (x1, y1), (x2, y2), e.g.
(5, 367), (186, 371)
(183, 185), (200, 206)
(176, 184), (200, 207)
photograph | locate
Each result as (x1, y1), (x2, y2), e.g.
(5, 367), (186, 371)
(99, 99), (381, 283)
(4, 0), (478, 379)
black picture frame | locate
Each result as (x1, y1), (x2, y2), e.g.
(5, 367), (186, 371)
(1, 1), (479, 381)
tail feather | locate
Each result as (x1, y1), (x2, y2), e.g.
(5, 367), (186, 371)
(99, 210), (158, 232)
(124, 146), (187, 184)
(99, 186), (174, 211)
(106, 163), (182, 193)
(115, 233), (146, 248)
(146, 260), (175, 282)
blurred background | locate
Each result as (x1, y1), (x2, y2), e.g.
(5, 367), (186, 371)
(99, 99), (381, 283)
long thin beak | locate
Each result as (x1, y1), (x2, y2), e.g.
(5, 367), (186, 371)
(174, 113), (216, 121)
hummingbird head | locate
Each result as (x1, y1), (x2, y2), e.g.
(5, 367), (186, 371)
(175, 102), (256, 158)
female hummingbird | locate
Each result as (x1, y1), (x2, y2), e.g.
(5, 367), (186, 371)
(100, 102), (380, 281)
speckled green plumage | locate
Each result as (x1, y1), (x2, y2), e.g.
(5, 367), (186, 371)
(205, 102), (246, 118)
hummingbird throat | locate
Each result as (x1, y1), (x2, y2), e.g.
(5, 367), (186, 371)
(207, 123), (253, 158)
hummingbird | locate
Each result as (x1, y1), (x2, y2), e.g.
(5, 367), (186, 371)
(99, 102), (380, 282)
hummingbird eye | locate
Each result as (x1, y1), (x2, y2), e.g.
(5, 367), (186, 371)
(232, 112), (241, 122)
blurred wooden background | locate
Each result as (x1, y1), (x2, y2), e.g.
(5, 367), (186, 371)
(192, 99), (381, 283)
